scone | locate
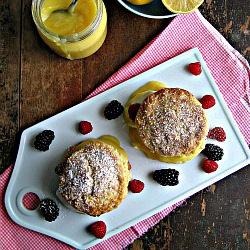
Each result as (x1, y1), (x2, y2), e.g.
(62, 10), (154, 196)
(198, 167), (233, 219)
(124, 82), (209, 163)
(56, 135), (131, 216)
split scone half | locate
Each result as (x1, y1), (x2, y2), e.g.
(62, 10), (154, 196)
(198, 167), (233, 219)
(124, 82), (209, 163)
(56, 135), (131, 216)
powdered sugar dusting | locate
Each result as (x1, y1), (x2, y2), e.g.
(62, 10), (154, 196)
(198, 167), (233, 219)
(136, 88), (208, 156)
(58, 141), (122, 214)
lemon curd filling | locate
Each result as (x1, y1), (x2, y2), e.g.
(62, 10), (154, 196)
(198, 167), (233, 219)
(64, 135), (129, 164)
(41, 0), (96, 36)
(124, 81), (207, 164)
(57, 135), (131, 216)
(32, 0), (107, 59)
(124, 81), (167, 127)
(129, 127), (206, 163)
(126, 0), (153, 5)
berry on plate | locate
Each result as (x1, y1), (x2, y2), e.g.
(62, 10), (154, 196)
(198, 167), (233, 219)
(188, 62), (202, 75)
(89, 221), (107, 239)
(104, 100), (124, 120)
(128, 179), (144, 193)
(202, 143), (224, 161)
(208, 127), (226, 142)
(202, 159), (218, 173)
(39, 198), (59, 222)
(153, 169), (179, 186)
(34, 130), (55, 151)
(79, 121), (93, 135)
(128, 103), (140, 121)
(199, 95), (216, 109)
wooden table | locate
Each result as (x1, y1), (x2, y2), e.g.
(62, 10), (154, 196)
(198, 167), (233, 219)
(1, 0), (249, 249)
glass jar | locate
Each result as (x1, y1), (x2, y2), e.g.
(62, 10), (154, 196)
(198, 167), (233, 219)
(31, 0), (107, 60)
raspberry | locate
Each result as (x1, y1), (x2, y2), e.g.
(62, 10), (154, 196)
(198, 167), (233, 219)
(128, 179), (144, 193)
(34, 130), (55, 151)
(202, 143), (224, 161)
(208, 127), (226, 142)
(199, 95), (216, 109)
(128, 161), (132, 170)
(89, 221), (107, 239)
(188, 62), (202, 75)
(39, 198), (59, 222)
(128, 103), (140, 121)
(202, 159), (218, 173)
(104, 100), (124, 120)
(79, 121), (93, 135)
(153, 169), (179, 186)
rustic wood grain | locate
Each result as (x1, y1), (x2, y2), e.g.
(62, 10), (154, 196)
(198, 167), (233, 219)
(82, 0), (171, 96)
(20, 0), (83, 129)
(0, 0), (21, 173)
(126, 166), (250, 250)
(0, 0), (249, 249)
(199, 0), (250, 61)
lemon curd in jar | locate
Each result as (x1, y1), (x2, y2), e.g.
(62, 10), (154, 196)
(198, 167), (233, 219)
(32, 0), (107, 60)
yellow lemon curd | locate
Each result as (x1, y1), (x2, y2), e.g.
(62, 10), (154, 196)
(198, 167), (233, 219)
(126, 0), (153, 5)
(34, 0), (107, 59)
(124, 81), (206, 163)
(64, 135), (129, 166)
(124, 81), (167, 127)
(129, 127), (206, 163)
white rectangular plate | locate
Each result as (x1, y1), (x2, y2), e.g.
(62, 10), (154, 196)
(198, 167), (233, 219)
(5, 48), (250, 249)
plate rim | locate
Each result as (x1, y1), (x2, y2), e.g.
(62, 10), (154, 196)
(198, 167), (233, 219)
(117, 0), (177, 19)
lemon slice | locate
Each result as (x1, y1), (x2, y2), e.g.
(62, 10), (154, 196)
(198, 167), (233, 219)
(161, 0), (204, 14)
(126, 0), (153, 5)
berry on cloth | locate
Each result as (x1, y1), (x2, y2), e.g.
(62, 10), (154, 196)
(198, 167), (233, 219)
(104, 100), (124, 120)
(199, 95), (216, 109)
(202, 159), (218, 173)
(153, 169), (179, 186)
(79, 121), (93, 135)
(128, 103), (141, 121)
(188, 62), (202, 75)
(34, 130), (55, 151)
(39, 198), (59, 222)
(89, 221), (107, 239)
(202, 143), (224, 161)
(208, 127), (226, 142)
(128, 179), (145, 193)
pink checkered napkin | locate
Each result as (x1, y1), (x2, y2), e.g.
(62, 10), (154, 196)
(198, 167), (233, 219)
(89, 10), (249, 145)
(1, 9), (249, 250)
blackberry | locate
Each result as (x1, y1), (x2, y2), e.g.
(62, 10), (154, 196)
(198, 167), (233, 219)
(40, 198), (59, 222)
(203, 143), (224, 161)
(55, 162), (66, 175)
(153, 169), (179, 186)
(34, 130), (55, 151)
(104, 100), (124, 120)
